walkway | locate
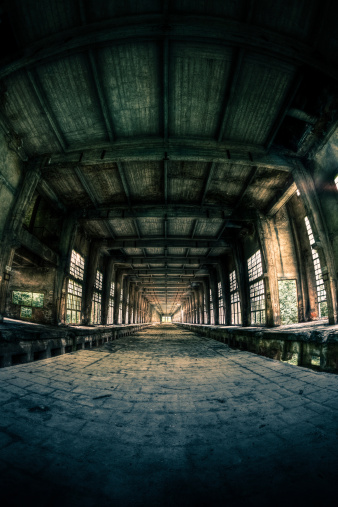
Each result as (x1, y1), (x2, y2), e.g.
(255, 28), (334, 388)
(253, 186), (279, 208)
(1, 325), (338, 506)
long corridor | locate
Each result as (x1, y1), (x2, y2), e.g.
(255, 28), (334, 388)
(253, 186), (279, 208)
(1, 324), (338, 506)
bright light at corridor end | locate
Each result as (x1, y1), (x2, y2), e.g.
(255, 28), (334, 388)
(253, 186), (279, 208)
(162, 316), (172, 323)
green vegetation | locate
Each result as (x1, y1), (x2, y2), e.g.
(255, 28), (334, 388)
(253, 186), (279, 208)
(278, 280), (298, 325)
(20, 306), (32, 318)
(32, 293), (44, 308)
(12, 291), (32, 306)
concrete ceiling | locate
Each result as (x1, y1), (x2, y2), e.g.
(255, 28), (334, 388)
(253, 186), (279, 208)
(1, 0), (338, 315)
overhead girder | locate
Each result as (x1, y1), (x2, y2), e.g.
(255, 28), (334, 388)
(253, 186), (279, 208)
(44, 141), (291, 171)
(1, 15), (337, 81)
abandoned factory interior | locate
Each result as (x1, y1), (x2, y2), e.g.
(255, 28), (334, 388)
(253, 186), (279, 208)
(1, 0), (338, 506)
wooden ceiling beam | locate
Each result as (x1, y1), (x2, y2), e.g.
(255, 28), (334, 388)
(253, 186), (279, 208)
(2, 15), (338, 81)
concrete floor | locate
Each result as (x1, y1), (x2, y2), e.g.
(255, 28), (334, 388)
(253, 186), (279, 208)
(1, 324), (338, 507)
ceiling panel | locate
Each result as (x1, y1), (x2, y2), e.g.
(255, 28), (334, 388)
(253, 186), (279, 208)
(222, 54), (296, 145)
(4, 71), (61, 154)
(36, 54), (107, 147)
(124, 162), (162, 202)
(98, 42), (161, 137)
(170, 43), (233, 137)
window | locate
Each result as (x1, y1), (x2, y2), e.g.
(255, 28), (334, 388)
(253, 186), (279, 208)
(67, 250), (85, 324)
(218, 281), (225, 325)
(162, 316), (171, 323)
(70, 250), (84, 281)
(229, 270), (241, 325)
(248, 250), (263, 282)
(248, 250), (265, 325)
(91, 291), (102, 324)
(209, 289), (214, 325)
(305, 217), (327, 318)
(335, 175), (338, 190)
(12, 291), (44, 319)
(66, 279), (82, 324)
(250, 280), (265, 325)
(91, 270), (103, 324)
(107, 282), (114, 324)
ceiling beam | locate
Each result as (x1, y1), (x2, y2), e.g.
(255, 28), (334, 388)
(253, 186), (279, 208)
(46, 141), (291, 171)
(266, 180), (297, 217)
(105, 238), (230, 249)
(126, 256), (220, 264)
(37, 180), (66, 212)
(2, 15), (338, 81)
(88, 49), (115, 143)
(217, 48), (245, 142)
(265, 72), (303, 150)
(79, 204), (237, 220)
(26, 69), (67, 152)
(74, 166), (116, 239)
(116, 161), (131, 206)
(217, 165), (258, 239)
(201, 162), (217, 206)
(133, 269), (206, 274)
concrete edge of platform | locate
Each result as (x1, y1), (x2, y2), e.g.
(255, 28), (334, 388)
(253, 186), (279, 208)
(0, 322), (151, 368)
(176, 323), (338, 373)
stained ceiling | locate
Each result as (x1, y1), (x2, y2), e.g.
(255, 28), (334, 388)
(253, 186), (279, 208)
(1, 0), (338, 315)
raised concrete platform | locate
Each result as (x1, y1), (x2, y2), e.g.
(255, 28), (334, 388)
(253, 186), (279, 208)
(0, 318), (150, 367)
(1, 324), (338, 506)
(178, 321), (338, 373)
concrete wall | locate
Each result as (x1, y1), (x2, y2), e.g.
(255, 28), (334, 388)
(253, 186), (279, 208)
(6, 266), (56, 324)
(0, 134), (23, 239)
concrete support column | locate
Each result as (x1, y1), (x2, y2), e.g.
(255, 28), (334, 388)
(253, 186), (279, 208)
(122, 275), (129, 324)
(101, 258), (115, 326)
(133, 286), (139, 323)
(193, 289), (200, 324)
(291, 159), (338, 324)
(113, 269), (123, 324)
(198, 286), (204, 324)
(233, 239), (250, 326)
(209, 268), (219, 325)
(203, 280), (210, 325)
(256, 213), (281, 327)
(0, 162), (42, 323)
(54, 215), (78, 325)
(83, 241), (102, 325)
(128, 283), (135, 324)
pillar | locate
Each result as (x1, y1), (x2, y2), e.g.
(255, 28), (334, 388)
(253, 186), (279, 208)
(122, 275), (129, 324)
(203, 280), (210, 325)
(113, 269), (123, 324)
(129, 283), (135, 324)
(133, 286), (139, 323)
(256, 213), (281, 327)
(209, 268), (219, 325)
